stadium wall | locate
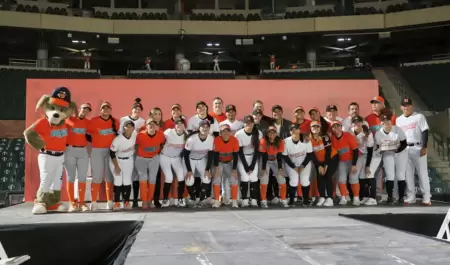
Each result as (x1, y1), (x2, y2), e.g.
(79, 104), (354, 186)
(24, 79), (378, 202)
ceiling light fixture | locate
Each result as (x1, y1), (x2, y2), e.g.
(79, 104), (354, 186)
(207, 43), (213, 47)
(72, 40), (79, 43)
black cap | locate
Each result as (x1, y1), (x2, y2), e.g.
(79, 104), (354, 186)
(49, 87), (71, 108)
(272, 105), (283, 112)
(199, 119), (211, 127)
(174, 118), (185, 125)
(289, 123), (300, 131)
(326, 104), (338, 112)
(351, 115), (364, 124)
(123, 120), (135, 128)
(252, 109), (263, 116)
(243, 115), (255, 123)
(380, 114), (392, 122)
(196, 101), (207, 109)
(225, 104), (236, 112)
(401, 97), (412, 106)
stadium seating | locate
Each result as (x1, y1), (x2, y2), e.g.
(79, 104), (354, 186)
(260, 68), (375, 80)
(128, 71), (235, 79)
(0, 138), (25, 194)
(398, 62), (450, 111)
(0, 68), (100, 120)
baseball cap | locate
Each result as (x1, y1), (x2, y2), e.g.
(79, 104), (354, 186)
(401, 97), (412, 106)
(100, 102), (111, 109)
(331, 120), (342, 127)
(146, 118), (158, 125)
(326, 104), (338, 112)
(220, 124), (231, 132)
(351, 115), (364, 124)
(272, 105), (283, 112)
(289, 123), (300, 131)
(243, 115), (255, 123)
(196, 101), (207, 109)
(123, 120), (135, 127)
(267, 126), (277, 133)
(225, 104), (236, 112)
(310, 121), (321, 127)
(171, 104), (182, 111)
(380, 114), (392, 122)
(252, 109), (263, 116)
(308, 107), (320, 115)
(294, 106), (305, 113)
(174, 118), (185, 125)
(80, 103), (92, 111)
(199, 119), (211, 127)
(370, 96), (385, 105)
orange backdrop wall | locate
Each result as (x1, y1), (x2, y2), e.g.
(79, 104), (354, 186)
(24, 79), (378, 202)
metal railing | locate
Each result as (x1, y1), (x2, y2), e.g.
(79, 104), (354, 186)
(8, 58), (37, 68)
(432, 132), (450, 162)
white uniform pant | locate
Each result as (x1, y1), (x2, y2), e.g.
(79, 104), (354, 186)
(286, 162), (312, 187)
(353, 155), (375, 180)
(369, 151), (383, 192)
(135, 155), (160, 184)
(237, 155), (259, 182)
(184, 157), (211, 186)
(109, 157), (134, 186)
(64, 146), (89, 183)
(270, 61), (275, 69)
(214, 63), (220, 71)
(38, 153), (64, 192)
(160, 154), (185, 183)
(260, 160), (285, 185)
(406, 146), (431, 200)
(382, 150), (408, 181)
(84, 61), (90, 69)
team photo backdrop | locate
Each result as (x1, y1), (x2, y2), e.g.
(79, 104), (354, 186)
(24, 79), (378, 201)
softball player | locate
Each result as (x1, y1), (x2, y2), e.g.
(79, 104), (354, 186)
(219, 104), (244, 135)
(310, 121), (338, 207)
(342, 102), (369, 132)
(87, 101), (119, 210)
(159, 118), (188, 207)
(282, 124), (314, 207)
(349, 116), (376, 206)
(209, 97), (227, 123)
(140, 107), (164, 132)
(64, 102), (91, 212)
(187, 101), (220, 137)
(397, 97), (431, 205)
(235, 115), (263, 207)
(184, 120), (215, 208)
(330, 120), (359, 205)
(292, 106), (311, 135)
(308, 107), (330, 136)
(119, 98), (145, 208)
(135, 118), (166, 209)
(375, 111), (408, 205)
(109, 120), (136, 210)
(259, 126), (286, 208)
(212, 124), (240, 208)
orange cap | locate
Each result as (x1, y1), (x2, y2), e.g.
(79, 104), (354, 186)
(370, 96), (385, 105)
(294, 106), (305, 113)
(331, 120), (342, 127)
(310, 121), (321, 127)
(100, 102), (111, 109)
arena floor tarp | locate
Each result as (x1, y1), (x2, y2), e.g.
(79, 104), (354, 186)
(24, 79), (378, 202)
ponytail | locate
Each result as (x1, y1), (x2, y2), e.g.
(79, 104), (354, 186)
(110, 115), (118, 135)
(251, 127), (260, 151)
(206, 114), (215, 124)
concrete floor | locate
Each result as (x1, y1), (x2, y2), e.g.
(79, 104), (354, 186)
(1, 203), (450, 265)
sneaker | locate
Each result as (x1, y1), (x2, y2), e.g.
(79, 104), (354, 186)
(161, 199), (170, 208)
(124, 201), (131, 209)
(231, 200), (239, 208)
(360, 197), (369, 204)
(80, 203), (90, 212)
(271, 197), (280, 205)
(316, 197), (326, 207)
(241, 199), (249, 207)
(222, 196), (231, 205)
(323, 198), (334, 207)
(113, 202), (121, 210)
(212, 200), (221, 208)
(68, 202), (79, 212)
(404, 196), (417, 204)
(172, 198), (179, 207)
(260, 200), (268, 208)
(281, 199), (289, 208)
(90, 201), (98, 211)
(386, 197), (395, 205)
(352, 197), (361, 206)
(132, 200), (139, 208)
(338, 197), (347, 205)
(364, 198), (377, 206)
(205, 197), (213, 206)
(421, 199), (432, 206)
(250, 199), (258, 207)
(187, 199), (196, 208)
(141, 201), (149, 209)
(148, 201), (156, 208)
(106, 200), (114, 210)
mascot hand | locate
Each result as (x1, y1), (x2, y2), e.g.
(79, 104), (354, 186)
(24, 123), (46, 151)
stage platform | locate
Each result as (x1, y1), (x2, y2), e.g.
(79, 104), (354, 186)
(1, 203), (450, 265)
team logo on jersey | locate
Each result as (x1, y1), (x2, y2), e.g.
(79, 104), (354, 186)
(144, 146), (158, 153)
(51, 128), (68, 138)
(337, 147), (349, 155)
(99, 128), (115, 135)
(72, 128), (87, 134)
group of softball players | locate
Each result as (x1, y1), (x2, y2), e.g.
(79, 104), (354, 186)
(64, 95), (431, 212)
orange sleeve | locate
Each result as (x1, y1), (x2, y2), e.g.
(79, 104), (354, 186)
(87, 118), (95, 134)
(136, 133), (142, 146)
(348, 133), (358, 150)
(233, 137), (240, 152)
(65, 117), (75, 127)
(259, 138), (267, 153)
(278, 139), (285, 153)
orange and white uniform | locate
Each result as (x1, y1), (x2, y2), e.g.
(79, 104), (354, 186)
(259, 138), (286, 203)
(209, 112), (227, 123)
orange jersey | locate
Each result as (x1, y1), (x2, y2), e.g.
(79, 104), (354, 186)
(209, 112), (227, 123)
(310, 135), (337, 163)
(88, 116), (120, 148)
(33, 117), (68, 152)
(214, 136), (239, 162)
(136, 130), (166, 158)
(292, 119), (311, 134)
(331, 132), (358, 161)
(65, 116), (89, 147)
(259, 138), (284, 160)
(366, 113), (397, 135)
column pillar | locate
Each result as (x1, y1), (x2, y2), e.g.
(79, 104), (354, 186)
(37, 40), (48, 68)
(245, 0), (249, 10)
(138, 0), (141, 8)
(271, 0), (275, 16)
(110, 0), (114, 8)
(79, 0), (83, 9)
(215, 0), (219, 10)
(306, 48), (316, 68)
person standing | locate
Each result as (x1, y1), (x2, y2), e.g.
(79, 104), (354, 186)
(252, 109), (271, 133)
(213, 55), (220, 71)
(145, 57), (151, 70)
(209, 97), (227, 123)
(396, 97), (431, 205)
(252, 100), (273, 125)
(342, 102), (368, 132)
(271, 105), (292, 139)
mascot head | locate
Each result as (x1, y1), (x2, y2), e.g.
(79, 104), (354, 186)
(36, 87), (77, 125)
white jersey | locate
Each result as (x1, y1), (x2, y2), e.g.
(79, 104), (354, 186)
(396, 112), (428, 145)
(213, 58), (219, 64)
(110, 133), (136, 158)
(185, 134), (214, 160)
(324, 116), (343, 124)
(283, 137), (313, 166)
(375, 125), (406, 152)
(350, 128), (374, 155)
(235, 128), (263, 155)
(118, 116), (145, 134)
(219, 119), (244, 135)
(161, 128), (186, 157)
(187, 115), (220, 135)
(342, 116), (369, 132)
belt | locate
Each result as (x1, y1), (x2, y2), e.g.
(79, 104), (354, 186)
(268, 158), (276, 161)
(220, 160), (232, 164)
(191, 157), (204, 160)
(407, 142), (421, 147)
(66, 145), (85, 148)
(40, 150), (64, 157)
(139, 155), (156, 159)
(244, 153), (253, 156)
(118, 157), (130, 160)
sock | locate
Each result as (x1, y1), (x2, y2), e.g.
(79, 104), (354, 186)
(302, 185), (310, 203)
(386, 180), (394, 199)
(178, 181), (186, 200)
(279, 183), (287, 200)
(213, 184), (221, 200)
(132, 180), (139, 202)
(296, 182), (303, 198)
(171, 179), (178, 199)
(200, 183), (210, 201)
(231, 184), (238, 200)
(398, 180), (406, 200)
(78, 182), (86, 203)
(288, 185), (297, 204)
(139, 181), (148, 202)
(148, 183), (156, 202)
(122, 185), (132, 202)
(114, 185), (121, 203)
(260, 184), (268, 201)
(350, 183), (360, 199)
(66, 182), (75, 203)
(163, 182), (172, 200)
(194, 177), (202, 198)
(105, 182), (113, 202)
(359, 179), (368, 198)
(368, 178), (377, 199)
(187, 185), (196, 200)
(250, 182), (259, 200)
(240, 181), (249, 199)
(90, 183), (100, 202)
(338, 183), (349, 197)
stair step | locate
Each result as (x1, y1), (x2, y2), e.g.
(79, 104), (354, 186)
(429, 161), (450, 168)
(436, 167), (450, 174)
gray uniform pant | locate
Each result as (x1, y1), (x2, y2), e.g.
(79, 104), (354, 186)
(64, 146), (89, 183)
(135, 155), (160, 184)
(90, 148), (113, 184)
